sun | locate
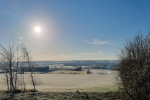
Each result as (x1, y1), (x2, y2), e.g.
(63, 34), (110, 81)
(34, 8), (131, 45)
(35, 27), (41, 33)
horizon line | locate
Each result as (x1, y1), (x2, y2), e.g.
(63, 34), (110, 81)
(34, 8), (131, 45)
(33, 60), (119, 61)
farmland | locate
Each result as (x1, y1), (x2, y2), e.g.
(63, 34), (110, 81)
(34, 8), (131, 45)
(0, 69), (119, 93)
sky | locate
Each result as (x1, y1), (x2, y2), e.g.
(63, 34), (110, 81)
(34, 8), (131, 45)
(0, 0), (150, 61)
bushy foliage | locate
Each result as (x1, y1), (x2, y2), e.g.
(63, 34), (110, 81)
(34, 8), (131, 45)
(118, 32), (150, 100)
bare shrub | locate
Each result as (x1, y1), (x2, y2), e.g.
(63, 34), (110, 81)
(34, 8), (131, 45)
(118, 32), (150, 100)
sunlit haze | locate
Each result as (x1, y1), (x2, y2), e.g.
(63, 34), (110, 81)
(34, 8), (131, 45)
(0, 0), (150, 61)
(35, 27), (41, 33)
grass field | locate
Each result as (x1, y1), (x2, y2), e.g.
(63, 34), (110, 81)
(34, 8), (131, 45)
(0, 69), (120, 93)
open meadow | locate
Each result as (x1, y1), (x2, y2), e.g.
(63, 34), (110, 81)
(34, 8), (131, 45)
(0, 69), (120, 93)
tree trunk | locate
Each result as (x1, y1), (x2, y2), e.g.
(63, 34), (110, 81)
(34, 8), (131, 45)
(30, 67), (36, 91)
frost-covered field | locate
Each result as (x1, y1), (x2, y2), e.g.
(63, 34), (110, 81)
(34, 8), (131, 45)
(0, 69), (119, 92)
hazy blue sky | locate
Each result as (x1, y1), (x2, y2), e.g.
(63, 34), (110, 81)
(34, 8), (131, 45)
(0, 0), (150, 61)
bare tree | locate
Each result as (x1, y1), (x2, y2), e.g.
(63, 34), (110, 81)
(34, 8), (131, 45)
(17, 67), (26, 92)
(117, 32), (150, 100)
(22, 67), (26, 92)
(23, 47), (37, 91)
(0, 37), (31, 98)
(2, 61), (10, 90)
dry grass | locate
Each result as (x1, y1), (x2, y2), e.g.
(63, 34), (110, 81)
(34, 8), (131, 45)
(0, 69), (120, 93)
(0, 91), (129, 100)
(47, 70), (87, 74)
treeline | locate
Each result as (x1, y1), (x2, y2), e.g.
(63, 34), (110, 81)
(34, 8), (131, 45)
(63, 62), (114, 67)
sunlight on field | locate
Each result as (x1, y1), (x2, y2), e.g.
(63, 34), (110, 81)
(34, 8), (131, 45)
(47, 70), (87, 74)
(0, 69), (120, 92)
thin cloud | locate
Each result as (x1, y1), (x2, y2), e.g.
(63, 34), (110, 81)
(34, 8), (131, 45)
(80, 51), (105, 55)
(83, 39), (115, 45)
(83, 40), (91, 44)
(42, 51), (104, 58)
(42, 54), (71, 58)
(91, 39), (108, 45)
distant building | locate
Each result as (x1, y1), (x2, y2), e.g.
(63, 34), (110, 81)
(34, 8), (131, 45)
(73, 66), (82, 71)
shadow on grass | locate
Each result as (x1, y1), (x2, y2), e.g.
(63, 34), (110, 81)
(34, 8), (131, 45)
(0, 88), (131, 100)
(0, 89), (38, 94)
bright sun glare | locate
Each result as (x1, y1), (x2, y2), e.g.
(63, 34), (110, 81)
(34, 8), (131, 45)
(35, 27), (41, 33)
